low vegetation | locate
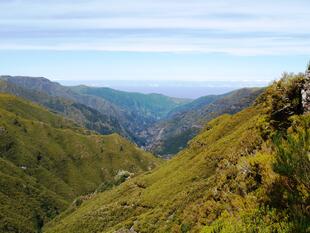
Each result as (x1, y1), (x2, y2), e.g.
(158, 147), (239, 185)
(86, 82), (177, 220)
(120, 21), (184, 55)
(0, 94), (160, 233)
(143, 88), (264, 157)
(0, 71), (309, 233)
(44, 72), (309, 233)
(0, 76), (190, 146)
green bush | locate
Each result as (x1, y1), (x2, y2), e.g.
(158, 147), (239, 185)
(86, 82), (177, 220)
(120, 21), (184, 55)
(256, 73), (305, 131)
(273, 121), (310, 190)
(272, 117), (310, 232)
(203, 208), (293, 233)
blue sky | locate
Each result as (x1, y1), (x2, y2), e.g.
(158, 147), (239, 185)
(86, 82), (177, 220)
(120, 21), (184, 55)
(0, 0), (309, 82)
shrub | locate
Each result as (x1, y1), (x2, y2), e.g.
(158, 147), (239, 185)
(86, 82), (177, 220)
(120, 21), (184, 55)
(203, 208), (292, 233)
(272, 117), (310, 231)
(267, 73), (304, 130)
(273, 123), (310, 191)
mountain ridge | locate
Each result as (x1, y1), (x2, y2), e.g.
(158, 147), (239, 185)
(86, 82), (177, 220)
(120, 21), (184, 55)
(0, 76), (263, 157)
(142, 87), (264, 156)
(0, 76), (191, 145)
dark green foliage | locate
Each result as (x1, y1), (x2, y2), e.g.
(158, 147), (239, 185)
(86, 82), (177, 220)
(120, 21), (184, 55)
(95, 170), (133, 193)
(260, 73), (305, 130)
(271, 117), (310, 231)
(273, 121), (310, 189)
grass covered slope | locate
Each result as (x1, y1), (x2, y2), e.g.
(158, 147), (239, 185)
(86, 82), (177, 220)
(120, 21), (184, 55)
(0, 76), (191, 146)
(0, 94), (160, 233)
(44, 103), (264, 233)
(44, 73), (309, 233)
(0, 79), (125, 135)
(143, 88), (263, 157)
(0, 76), (133, 138)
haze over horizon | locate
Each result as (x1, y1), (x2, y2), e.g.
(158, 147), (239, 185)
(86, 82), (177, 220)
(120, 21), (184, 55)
(55, 79), (268, 99)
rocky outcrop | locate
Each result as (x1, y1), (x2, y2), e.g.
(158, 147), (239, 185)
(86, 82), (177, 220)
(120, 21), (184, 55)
(302, 68), (310, 113)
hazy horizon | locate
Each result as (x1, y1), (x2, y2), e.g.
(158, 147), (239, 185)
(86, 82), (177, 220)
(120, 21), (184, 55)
(56, 79), (269, 99)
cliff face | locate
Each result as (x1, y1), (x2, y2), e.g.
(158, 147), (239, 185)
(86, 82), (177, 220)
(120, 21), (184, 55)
(302, 69), (310, 113)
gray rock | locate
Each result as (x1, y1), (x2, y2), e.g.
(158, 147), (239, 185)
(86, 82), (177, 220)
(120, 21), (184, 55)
(302, 69), (310, 113)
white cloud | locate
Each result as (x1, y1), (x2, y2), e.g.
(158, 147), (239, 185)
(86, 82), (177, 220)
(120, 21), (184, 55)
(2, 35), (310, 56)
(0, 0), (309, 55)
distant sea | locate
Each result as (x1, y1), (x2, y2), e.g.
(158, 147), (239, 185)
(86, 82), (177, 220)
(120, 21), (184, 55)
(58, 80), (271, 99)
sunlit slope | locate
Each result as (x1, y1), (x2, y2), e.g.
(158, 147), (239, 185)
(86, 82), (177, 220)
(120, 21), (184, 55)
(143, 88), (263, 157)
(44, 74), (309, 233)
(44, 105), (263, 233)
(0, 78), (129, 137)
(0, 94), (160, 233)
(0, 76), (191, 145)
(0, 75), (141, 141)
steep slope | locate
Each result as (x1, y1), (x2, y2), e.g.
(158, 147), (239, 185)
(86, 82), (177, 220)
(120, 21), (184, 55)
(0, 80), (124, 135)
(166, 94), (225, 117)
(0, 76), (190, 145)
(0, 94), (160, 233)
(70, 85), (190, 121)
(143, 88), (264, 156)
(44, 73), (309, 233)
(0, 76), (131, 136)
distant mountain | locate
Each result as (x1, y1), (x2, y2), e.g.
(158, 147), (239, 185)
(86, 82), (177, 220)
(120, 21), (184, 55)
(0, 76), (264, 158)
(0, 76), (189, 145)
(0, 93), (160, 233)
(0, 79), (125, 135)
(70, 85), (190, 121)
(165, 94), (223, 117)
(142, 88), (264, 157)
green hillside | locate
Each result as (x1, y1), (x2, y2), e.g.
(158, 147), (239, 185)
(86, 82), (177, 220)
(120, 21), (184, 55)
(0, 76), (190, 145)
(0, 79), (126, 135)
(143, 88), (264, 157)
(166, 94), (224, 117)
(44, 73), (309, 233)
(0, 94), (160, 233)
